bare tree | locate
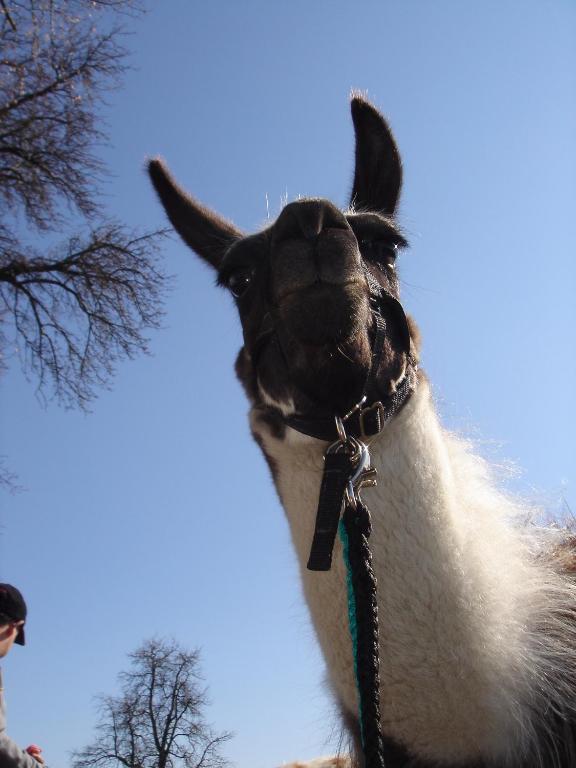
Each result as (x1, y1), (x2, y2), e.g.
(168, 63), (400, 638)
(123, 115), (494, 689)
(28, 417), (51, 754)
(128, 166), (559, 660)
(72, 639), (233, 768)
(0, 0), (169, 412)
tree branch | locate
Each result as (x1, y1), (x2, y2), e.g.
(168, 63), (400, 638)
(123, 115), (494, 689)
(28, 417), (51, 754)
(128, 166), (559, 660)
(0, 0), (16, 31)
(0, 225), (170, 408)
(71, 639), (232, 768)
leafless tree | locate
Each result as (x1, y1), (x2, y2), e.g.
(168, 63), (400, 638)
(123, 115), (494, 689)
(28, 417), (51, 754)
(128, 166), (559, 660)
(0, 0), (169, 414)
(72, 638), (233, 768)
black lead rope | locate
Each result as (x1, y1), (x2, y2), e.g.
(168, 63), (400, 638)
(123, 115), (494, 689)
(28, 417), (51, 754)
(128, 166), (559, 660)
(340, 500), (385, 768)
(307, 425), (385, 768)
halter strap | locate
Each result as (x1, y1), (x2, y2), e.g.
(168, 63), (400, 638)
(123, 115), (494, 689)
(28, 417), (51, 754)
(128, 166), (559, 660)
(284, 289), (415, 442)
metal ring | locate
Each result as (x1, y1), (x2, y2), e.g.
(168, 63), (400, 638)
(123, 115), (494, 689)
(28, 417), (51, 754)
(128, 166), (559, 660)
(325, 434), (361, 459)
(335, 415), (347, 443)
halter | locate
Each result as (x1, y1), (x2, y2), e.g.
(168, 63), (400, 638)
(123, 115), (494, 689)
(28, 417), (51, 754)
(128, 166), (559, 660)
(283, 267), (416, 442)
(301, 281), (416, 575)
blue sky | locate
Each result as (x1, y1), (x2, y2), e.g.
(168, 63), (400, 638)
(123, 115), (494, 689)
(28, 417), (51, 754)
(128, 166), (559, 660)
(1, 2), (575, 767)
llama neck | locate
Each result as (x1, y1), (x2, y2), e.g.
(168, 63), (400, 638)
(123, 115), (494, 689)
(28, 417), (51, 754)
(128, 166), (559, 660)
(252, 378), (556, 765)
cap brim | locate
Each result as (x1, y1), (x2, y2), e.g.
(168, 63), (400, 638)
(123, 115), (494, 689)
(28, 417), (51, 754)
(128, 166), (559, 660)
(15, 625), (25, 646)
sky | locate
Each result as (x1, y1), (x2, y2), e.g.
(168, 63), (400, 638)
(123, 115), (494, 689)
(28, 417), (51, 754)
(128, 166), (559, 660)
(1, 2), (575, 767)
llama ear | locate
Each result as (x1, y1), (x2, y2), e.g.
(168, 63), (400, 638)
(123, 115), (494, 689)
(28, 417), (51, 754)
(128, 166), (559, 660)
(148, 159), (243, 269)
(349, 97), (403, 216)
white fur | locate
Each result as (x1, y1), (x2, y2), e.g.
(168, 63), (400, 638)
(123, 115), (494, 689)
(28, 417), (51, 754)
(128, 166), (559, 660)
(258, 377), (296, 417)
(251, 379), (576, 766)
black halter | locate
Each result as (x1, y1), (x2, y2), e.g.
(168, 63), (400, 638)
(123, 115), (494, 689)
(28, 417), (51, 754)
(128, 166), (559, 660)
(283, 271), (416, 442)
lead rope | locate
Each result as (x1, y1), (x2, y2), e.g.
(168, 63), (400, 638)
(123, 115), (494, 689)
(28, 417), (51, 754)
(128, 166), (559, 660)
(307, 415), (385, 768)
(340, 502), (384, 768)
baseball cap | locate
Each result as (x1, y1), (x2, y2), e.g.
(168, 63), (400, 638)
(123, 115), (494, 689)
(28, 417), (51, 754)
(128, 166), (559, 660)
(0, 584), (27, 645)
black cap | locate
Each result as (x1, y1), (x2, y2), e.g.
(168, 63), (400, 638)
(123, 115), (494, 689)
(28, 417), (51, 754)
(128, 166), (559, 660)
(0, 584), (27, 645)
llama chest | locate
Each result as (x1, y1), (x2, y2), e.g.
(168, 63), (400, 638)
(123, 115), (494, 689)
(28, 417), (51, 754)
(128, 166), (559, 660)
(251, 385), (540, 765)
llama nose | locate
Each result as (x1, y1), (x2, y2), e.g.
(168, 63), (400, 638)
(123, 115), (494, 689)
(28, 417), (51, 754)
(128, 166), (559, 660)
(272, 200), (350, 243)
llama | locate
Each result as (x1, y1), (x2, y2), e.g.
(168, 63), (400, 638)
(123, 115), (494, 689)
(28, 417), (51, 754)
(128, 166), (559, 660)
(148, 96), (576, 768)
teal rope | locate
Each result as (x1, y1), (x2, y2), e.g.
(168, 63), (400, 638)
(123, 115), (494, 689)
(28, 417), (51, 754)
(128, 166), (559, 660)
(338, 518), (365, 748)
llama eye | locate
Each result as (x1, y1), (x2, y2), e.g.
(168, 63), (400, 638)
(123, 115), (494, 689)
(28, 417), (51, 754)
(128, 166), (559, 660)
(226, 267), (254, 298)
(360, 240), (398, 268)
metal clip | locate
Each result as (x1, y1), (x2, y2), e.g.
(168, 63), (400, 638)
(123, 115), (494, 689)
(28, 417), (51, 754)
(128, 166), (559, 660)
(345, 440), (372, 509)
(328, 414), (378, 509)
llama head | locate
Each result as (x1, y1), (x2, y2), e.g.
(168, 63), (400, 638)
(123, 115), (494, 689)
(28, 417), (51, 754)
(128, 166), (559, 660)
(148, 97), (418, 420)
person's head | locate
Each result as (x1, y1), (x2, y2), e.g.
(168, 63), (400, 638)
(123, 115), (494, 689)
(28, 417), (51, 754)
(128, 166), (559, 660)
(0, 584), (27, 658)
